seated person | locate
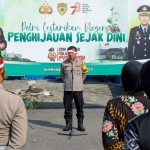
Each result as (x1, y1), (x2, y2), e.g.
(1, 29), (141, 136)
(124, 60), (150, 150)
(102, 60), (150, 150)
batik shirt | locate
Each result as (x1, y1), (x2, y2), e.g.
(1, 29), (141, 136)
(102, 91), (150, 150)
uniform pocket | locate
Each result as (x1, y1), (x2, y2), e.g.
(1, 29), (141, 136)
(64, 66), (70, 75)
(75, 66), (81, 75)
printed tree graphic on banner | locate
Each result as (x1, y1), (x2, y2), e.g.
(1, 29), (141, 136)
(107, 7), (120, 33)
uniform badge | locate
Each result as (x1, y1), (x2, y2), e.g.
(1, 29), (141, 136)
(142, 6), (147, 11)
(65, 67), (69, 74)
(137, 41), (140, 44)
(75, 68), (81, 74)
(136, 31), (139, 34)
(64, 64), (69, 66)
(65, 67), (69, 71)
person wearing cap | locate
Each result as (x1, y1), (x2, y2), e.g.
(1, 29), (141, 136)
(0, 27), (7, 57)
(128, 5), (150, 60)
(47, 47), (56, 62)
(60, 46), (88, 131)
(0, 58), (28, 150)
(124, 60), (150, 150)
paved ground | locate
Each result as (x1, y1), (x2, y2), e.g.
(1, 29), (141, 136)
(25, 109), (104, 150)
(2, 78), (124, 150)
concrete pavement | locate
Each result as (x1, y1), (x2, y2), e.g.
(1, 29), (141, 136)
(2, 78), (124, 150)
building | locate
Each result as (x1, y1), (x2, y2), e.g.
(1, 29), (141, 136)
(100, 48), (124, 60)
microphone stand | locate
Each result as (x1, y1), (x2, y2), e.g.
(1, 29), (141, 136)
(69, 59), (74, 137)
(58, 58), (87, 139)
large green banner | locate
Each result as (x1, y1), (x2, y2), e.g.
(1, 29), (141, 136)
(0, 0), (150, 75)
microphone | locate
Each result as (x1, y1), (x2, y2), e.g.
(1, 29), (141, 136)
(70, 58), (73, 73)
(70, 58), (73, 63)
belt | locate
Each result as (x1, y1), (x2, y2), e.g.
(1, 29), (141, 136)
(0, 146), (8, 150)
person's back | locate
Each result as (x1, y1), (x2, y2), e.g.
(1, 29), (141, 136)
(0, 59), (27, 150)
(125, 111), (150, 150)
(102, 60), (150, 150)
(124, 60), (150, 150)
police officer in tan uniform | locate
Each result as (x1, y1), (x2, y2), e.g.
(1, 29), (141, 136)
(60, 46), (88, 131)
(0, 58), (28, 150)
(128, 5), (150, 60)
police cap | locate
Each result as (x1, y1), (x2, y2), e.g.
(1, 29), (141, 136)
(49, 47), (54, 51)
(137, 5), (150, 15)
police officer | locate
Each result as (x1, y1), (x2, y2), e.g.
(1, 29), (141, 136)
(0, 28), (7, 57)
(128, 5), (150, 60)
(48, 47), (56, 62)
(60, 46), (88, 131)
(0, 58), (28, 150)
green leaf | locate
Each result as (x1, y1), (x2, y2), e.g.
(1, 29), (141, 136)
(136, 112), (140, 116)
(128, 96), (135, 103)
(110, 7), (114, 11)
(107, 18), (112, 24)
(139, 110), (145, 115)
(108, 130), (114, 137)
(103, 120), (108, 124)
(32, 100), (39, 109)
(114, 12), (119, 15)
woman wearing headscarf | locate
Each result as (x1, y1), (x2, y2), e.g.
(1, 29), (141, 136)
(102, 60), (150, 150)
(124, 60), (150, 150)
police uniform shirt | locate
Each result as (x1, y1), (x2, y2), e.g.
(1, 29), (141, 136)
(60, 59), (87, 91)
(0, 84), (27, 149)
(128, 25), (150, 60)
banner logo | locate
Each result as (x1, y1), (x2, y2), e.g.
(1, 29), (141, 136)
(57, 3), (67, 15)
(71, 2), (81, 15)
(39, 1), (53, 14)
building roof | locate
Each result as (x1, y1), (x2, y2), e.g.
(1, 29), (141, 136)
(101, 48), (123, 55)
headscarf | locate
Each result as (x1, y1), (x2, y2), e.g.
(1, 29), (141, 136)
(140, 60), (150, 99)
(121, 60), (143, 93)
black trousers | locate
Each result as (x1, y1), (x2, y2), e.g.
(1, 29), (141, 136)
(63, 91), (84, 119)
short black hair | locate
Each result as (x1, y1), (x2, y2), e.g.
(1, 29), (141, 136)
(67, 46), (77, 51)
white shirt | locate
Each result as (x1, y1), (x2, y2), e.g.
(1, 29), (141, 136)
(141, 25), (148, 33)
